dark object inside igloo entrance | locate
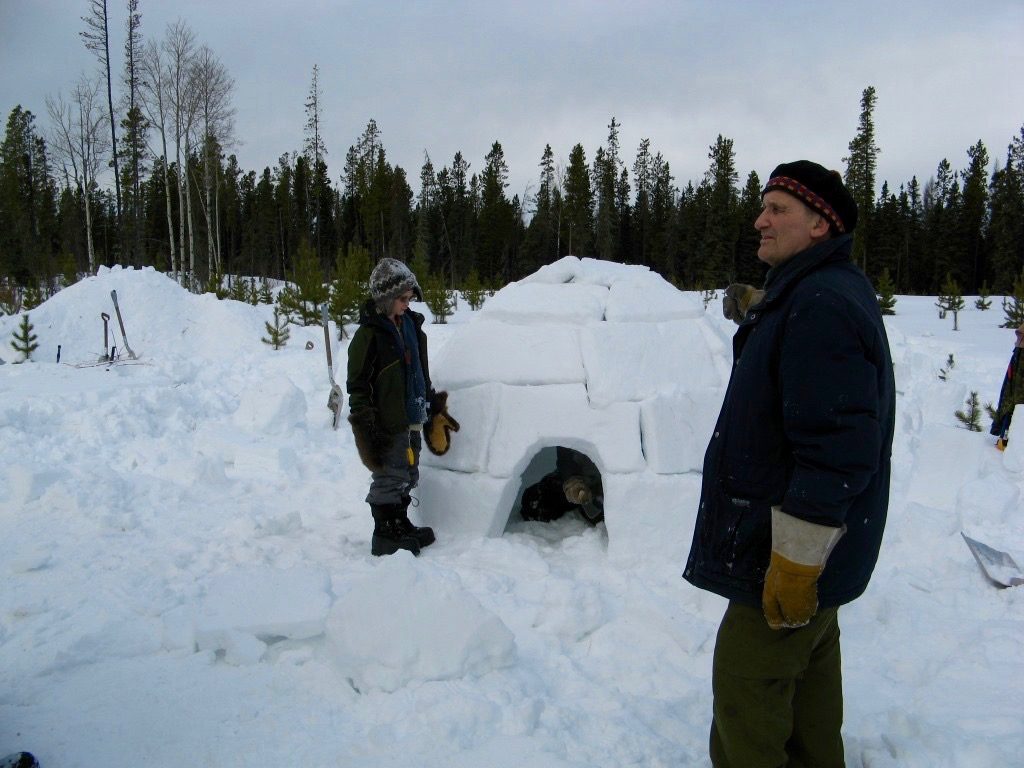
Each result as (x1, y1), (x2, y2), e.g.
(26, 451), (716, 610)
(511, 446), (604, 528)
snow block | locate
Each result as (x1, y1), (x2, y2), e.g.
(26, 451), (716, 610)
(232, 375), (308, 434)
(194, 566), (331, 658)
(486, 384), (644, 477)
(605, 277), (704, 322)
(430, 321), (585, 390)
(906, 423), (988, 511)
(602, 472), (702, 566)
(480, 282), (607, 324)
(1001, 404), (1024, 474)
(581, 321), (726, 407)
(420, 383), (500, 473)
(326, 557), (516, 692)
(640, 388), (721, 474)
(418, 469), (519, 537)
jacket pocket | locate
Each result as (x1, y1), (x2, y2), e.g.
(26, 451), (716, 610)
(702, 483), (772, 584)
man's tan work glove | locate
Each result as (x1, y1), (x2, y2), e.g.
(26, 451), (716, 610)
(562, 476), (593, 505)
(762, 507), (845, 630)
(722, 283), (765, 325)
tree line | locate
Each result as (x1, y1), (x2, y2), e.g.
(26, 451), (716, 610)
(2, 5), (1023, 309)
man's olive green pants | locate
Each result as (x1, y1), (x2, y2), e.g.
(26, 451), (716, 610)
(710, 601), (844, 768)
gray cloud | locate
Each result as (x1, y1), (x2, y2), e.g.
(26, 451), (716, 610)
(2, 0), (1021, 209)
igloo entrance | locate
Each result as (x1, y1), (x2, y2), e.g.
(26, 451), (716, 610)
(507, 446), (605, 533)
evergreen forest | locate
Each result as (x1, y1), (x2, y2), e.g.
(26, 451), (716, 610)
(3, 6), (1024, 317)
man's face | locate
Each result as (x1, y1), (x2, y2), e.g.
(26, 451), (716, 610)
(754, 190), (827, 266)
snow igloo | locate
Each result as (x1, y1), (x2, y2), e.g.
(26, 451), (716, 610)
(418, 256), (733, 561)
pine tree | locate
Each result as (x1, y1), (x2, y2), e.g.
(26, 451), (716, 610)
(328, 242), (372, 335)
(975, 282), (992, 311)
(257, 279), (273, 305)
(876, 267), (897, 315)
(228, 276), (249, 302)
(461, 267), (487, 310)
(22, 284), (43, 310)
(955, 391), (984, 432)
(844, 86), (879, 272)
(422, 269), (454, 323)
(562, 143), (593, 257)
(702, 135), (739, 286)
(960, 141), (989, 292)
(261, 307), (290, 349)
(937, 272), (965, 329)
(10, 313), (39, 362)
(1001, 270), (1024, 328)
(938, 353), (955, 381)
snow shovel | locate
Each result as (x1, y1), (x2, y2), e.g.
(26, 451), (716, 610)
(100, 312), (111, 362)
(961, 532), (1024, 588)
(109, 290), (138, 360)
(321, 303), (344, 429)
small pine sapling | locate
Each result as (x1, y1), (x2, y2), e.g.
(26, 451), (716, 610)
(701, 287), (717, 310)
(975, 281), (992, 311)
(423, 271), (455, 324)
(938, 353), (955, 381)
(228, 277), (250, 302)
(258, 280), (273, 305)
(876, 268), (897, 315)
(22, 284), (44, 310)
(955, 391), (984, 432)
(1001, 271), (1024, 328)
(936, 272), (965, 330)
(262, 307), (290, 350)
(461, 268), (487, 311)
(10, 313), (39, 362)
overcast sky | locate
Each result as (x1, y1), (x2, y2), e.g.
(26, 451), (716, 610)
(2, 0), (1022, 206)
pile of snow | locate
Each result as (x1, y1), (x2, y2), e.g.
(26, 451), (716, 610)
(1, 264), (1023, 767)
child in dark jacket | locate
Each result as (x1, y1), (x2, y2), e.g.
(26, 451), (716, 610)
(346, 258), (458, 556)
(990, 323), (1024, 450)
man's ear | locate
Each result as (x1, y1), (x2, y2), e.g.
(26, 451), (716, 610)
(810, 213), (831, 239)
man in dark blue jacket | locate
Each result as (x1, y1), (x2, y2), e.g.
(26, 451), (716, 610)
(684, 161), (895, 767)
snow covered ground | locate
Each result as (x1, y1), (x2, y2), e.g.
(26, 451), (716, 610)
(1, 265), (1022, 767)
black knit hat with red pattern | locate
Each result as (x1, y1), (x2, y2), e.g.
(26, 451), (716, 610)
(763, 160), (858, 234)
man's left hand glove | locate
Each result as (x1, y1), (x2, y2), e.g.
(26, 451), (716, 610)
(425, 391), (460, 455)
(723, 283), (765, 325)
(762, 508), (844, 630)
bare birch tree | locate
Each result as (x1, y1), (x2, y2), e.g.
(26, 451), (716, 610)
(192, 44), (235, 281)
(47, 76), (110, 275)
(164, 20), (198, 288)
(139, 37), (178, 276)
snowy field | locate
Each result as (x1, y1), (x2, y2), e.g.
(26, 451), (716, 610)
(1, 265), (1022, 767)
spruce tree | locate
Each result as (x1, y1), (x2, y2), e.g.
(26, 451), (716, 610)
(10, 313), (39, 362)
(562, 143), (593, 257)
(702, 135), (739, 286)
(844, 86), (880, 272)
(261, 307), (290, 349)
(876, 267), (897, 315)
